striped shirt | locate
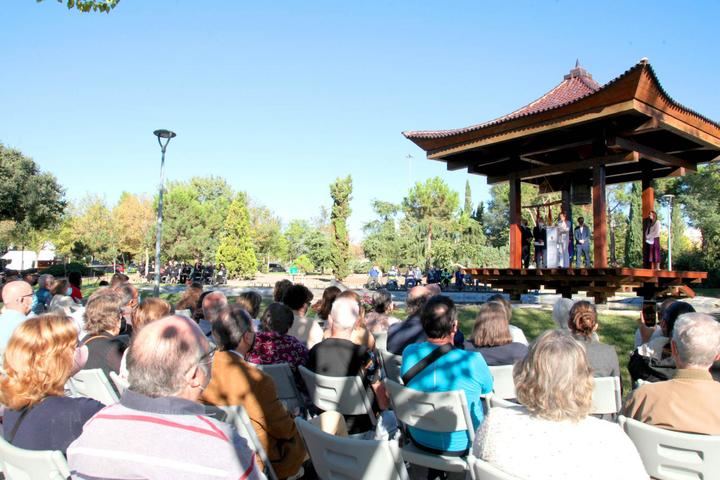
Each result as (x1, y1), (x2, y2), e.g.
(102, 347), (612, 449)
(67, 390), (265, 480)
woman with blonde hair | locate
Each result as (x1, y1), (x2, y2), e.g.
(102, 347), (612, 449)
(465, 302), (527, 366)
(1, 314), (103, 455)
(472, 330), (647, 479)
(567, 301), (619, 378)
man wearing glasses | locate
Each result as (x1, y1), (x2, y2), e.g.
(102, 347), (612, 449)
(0, 280), (34, 357)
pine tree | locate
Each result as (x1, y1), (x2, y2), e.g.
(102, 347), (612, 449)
(464, 180), (473, 216)
(329, 176), (353, 280)
(216, 192), (257, 279)
(473, 201), (485, 227)
(623, 182), (644, 267)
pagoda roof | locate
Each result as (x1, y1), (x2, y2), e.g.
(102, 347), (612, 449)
(403, 60), (720, 186)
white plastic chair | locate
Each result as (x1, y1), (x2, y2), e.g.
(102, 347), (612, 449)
(468, 454), (524, 480)
(299, 366), (376, 427)
(219, 405), (279, 480)
(66, 369), (119, 406)
(378, 348), (403, 384)
(485, 394), (520, 410)
(109, 371), (129, 396)
(619, 415), (720, 480)
(0, 435), (70, 480)
(372, 331), (388, 351)
(295, 417), (409, 480)
(488, 365), (516, 400)
(254, 363), (306, 415)
(385, 379), (474, 473)
(591, 376), (621, 416)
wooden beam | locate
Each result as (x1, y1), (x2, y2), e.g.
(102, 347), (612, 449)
(509, 178), (522, 269)
(593, 164), (608, 268)
(519, 156), (551, 166)
(611, 136), (697, 171)
(622, 117), (662, 135)
(632, 100), (720, 150)
(521, 139), (596, 157)
(487, 152), (639, 184)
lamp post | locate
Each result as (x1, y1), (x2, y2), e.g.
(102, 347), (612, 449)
(153, 129), (176, 297)
(662, 194), (675, 271)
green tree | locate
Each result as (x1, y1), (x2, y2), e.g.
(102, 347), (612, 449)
(362, 200), (401, 269)
(66, 196), (119, 262)
(623, 182), (644, 267)
(484, 182), (543, 248)
(113, 192), (154, 261)
(463, 180), (473, 216)
(283, 220), (332, 273)
(248, 201), (286, 271)
(216, 193), (257, 279)
(0, 145), (66, 246)
(39, 0), (120, 13)
(402, 177), (459, 268)
(473, 201), (485, 226)
(329, 176), (353, 279)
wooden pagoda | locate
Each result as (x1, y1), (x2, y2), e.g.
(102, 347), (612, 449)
(404, 59), (719, 302)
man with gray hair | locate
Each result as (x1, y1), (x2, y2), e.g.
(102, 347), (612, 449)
(200, 290), (228, 337)
(68, 315), (265, 479)
(307, 295), (389, 435)
(622, 312), (720, 434)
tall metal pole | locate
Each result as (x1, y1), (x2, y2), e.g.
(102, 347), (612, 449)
(663, 194), (675, 271)
(153, 130), (176, 297)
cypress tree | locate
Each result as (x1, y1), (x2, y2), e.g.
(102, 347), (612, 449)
(329, 176), (353, 280)
(464, 180), (473, 216)
(623, 182), (644, 267)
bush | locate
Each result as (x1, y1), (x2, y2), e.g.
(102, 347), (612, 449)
(40, 262), (97, 277)
(674, 249), (720, 287)
(293, 255), (314, 274)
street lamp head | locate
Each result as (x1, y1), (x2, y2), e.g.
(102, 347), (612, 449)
(153, 129), (176, 139)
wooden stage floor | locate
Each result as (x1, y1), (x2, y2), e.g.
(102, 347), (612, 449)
(461, 267), (708, 303)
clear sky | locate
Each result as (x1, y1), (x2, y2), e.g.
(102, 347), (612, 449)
(2, 0), (718, 241)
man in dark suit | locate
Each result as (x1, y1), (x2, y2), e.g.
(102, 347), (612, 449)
(533, 217), (547, 268)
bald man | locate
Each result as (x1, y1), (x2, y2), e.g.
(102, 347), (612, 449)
(0, 281), (34, 356)
(387, 286), (465, 355)
(68, 315), (265, 480)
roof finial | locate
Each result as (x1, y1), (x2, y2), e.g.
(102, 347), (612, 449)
(640, 57), (649, 65)
(575, 58), (581, 68)
(564, 59), (592, 81)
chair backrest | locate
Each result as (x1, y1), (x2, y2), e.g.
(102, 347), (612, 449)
(486, 394), (520, 410)
(591, 376), (621, 415)
(488, 365), (516, 400)
(385, 379), (474, 443)
(109, 371), (129, 396)
(468, 454), (523, 480)
(619, 415), (720, 480)
(219, 405), (279, 480)
(254, 363), (305, 414)
(373, 331), (388, 351)
(378, 348), (403, 384)
(66, 369), (119, 406)
(0, 435), (70, 480)
(299, 366), (376, 425)
(295, 417), (409, 480)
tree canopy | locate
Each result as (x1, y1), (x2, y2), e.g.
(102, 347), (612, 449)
(39, 0), (120, 13)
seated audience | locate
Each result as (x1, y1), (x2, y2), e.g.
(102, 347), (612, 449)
(110, 272), (130, 288)
(199, 290), (228, 337)
(237, 290), (263, 330)
(0, 280), (34, 357)
(202, 305), (306, 479)
(402, 295), (493, 454)
(1, 314), (102, 455)
(113, 281), (139, 334)
(551, 297), (576, 331)
(273, 279), (293, 303)
(634, 298), (674, 347)
(80, 289), (129, 381)
(324, 290), (376, 351)
(283, 284), (324, 348)
(486, 294), (528, 345)
(68, 271), (83, 303)
(68, 315), (264, 480)
(119, 298), (173, 378)
(473, 330), (648, 480)
(623, 313), (720, 434)
(307, 295), (389, 434)
(31, 273), (54, 315)
(387, 286), (464, 355)
(567, 301), (620, 378)
(312, 285), (341, 328)
(48, 278), (79, 314)
(364, 289), (401, 333)
(246, 302), (309, 371)
(629, 300), (695, 383)
(174, 282), (203, 318)
(464, 302), (528, 366)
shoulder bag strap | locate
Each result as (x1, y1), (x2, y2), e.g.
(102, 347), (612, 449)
(401, 343), (453, 385)
(6, 405), (33, 444)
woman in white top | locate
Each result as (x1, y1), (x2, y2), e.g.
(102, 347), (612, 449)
(473, 330), (648, 480)
(644, 210), (661, 270)
(556, 212), (571, 268)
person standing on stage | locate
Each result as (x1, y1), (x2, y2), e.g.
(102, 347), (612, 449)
(520, 219), (533, 269)
(557, 212), (571, 268)
(574, 217), (591, 268)
(533, 217), (547, 268)
(644, 210), (661, 270)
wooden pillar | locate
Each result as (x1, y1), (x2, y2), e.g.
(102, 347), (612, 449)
(509, 178), (522, 269)
(593, 164), (608, 268)
(641, 170), (655, 245)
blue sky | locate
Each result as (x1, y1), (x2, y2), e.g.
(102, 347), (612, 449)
(1, 0), (718, 241)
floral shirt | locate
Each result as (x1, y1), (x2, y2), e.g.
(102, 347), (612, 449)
(246, 330), (309, 370)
